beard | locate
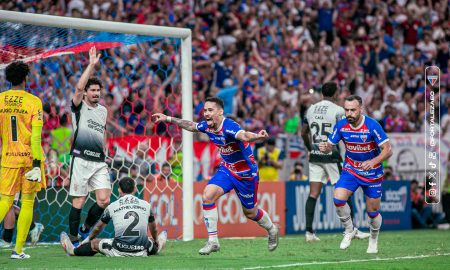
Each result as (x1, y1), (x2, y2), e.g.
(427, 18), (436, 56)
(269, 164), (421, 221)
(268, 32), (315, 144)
(347, 115), (360, 124)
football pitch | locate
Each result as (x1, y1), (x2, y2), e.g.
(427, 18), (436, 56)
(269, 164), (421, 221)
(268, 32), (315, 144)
(1, 230), (449, 269)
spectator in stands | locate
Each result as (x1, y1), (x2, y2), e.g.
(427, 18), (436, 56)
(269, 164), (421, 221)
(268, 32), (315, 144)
(288, 161), (308, 181)
(154, 162), (175, 183)
(411, 180), (432, 229)
(2, 0), (449, 184)
(131, 141), (156, 185)
(50, 113), (72, 163)
(168, 136), (183, 183)
(257, 138), (284, 182)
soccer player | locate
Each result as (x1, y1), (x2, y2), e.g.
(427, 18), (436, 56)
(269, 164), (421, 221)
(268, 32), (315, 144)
(0, 204), (44, 247)
(0, 61), (46, 259)
(67, 47), (111, 246)
(301, 82), (369, 242)
(152, 97), (279, 255)
(319, 95), (393, 253)
(60, 177), (167, 257)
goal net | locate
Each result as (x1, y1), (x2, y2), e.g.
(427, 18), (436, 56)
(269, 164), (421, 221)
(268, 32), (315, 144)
(0, 11), (194, 242)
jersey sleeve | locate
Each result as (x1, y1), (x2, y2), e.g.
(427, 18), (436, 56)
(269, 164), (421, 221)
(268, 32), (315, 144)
(371, 119), (389, 146)
(100, 206), (112, 224)
(71, 99), (83, 113)
(328, 120), (343, 145)
(335, 107), (345, 122)
(223, 119), (244, 139)
(31, 98), (44, 127)
(195, 121), (208, 133)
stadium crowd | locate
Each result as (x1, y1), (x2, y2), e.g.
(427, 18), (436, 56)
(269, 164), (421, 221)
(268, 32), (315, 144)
(0, 0), (449, 188)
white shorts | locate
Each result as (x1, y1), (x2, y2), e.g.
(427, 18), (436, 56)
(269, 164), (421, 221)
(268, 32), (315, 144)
(69, 157), (111, 196)
(98, 239), (150, 257)
(309, 163), (341, 185)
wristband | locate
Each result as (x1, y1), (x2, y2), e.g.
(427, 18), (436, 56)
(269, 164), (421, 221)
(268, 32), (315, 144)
(167, 116), (172, 123)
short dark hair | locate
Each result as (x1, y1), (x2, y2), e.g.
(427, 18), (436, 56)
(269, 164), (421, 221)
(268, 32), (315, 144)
(205, 97), (224, 109)
(119, 177), (136, 194)
(85, 77), (103, 91)
(266, 137), (276, 146)
(5, 61), (29, 86)
(344, 95), (363, 106)
(321, 81), (338, 97)
(161, 162), (171, 169)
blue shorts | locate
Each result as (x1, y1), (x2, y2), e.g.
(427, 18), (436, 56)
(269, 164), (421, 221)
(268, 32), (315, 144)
(335, 170), (383, 198)
(208, 167), (259, 209)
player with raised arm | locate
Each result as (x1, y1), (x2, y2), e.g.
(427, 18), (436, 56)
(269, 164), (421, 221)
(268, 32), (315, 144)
(0, 61), (46, 259)
(67, 47), (111, 246)
(319, 95), (393, 253)
(152, 97), (279, 255)
(301, 82), (369, 242)
(60, 177), (167, 257)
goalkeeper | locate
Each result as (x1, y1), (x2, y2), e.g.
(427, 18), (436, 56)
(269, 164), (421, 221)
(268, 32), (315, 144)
(0, 61), (46, 259)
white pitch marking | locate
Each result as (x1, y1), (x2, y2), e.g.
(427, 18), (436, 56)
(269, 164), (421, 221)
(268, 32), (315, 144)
(242, 253), (450, 270)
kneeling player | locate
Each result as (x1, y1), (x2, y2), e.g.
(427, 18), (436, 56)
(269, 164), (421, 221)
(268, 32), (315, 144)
(60, 177), (166, 257)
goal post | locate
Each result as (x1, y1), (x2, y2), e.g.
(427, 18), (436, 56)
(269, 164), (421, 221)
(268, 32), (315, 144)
(0, 10), (194, 241)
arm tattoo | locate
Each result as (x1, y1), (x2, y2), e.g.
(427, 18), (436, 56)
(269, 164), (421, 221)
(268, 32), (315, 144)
(172, 117), (197, 132)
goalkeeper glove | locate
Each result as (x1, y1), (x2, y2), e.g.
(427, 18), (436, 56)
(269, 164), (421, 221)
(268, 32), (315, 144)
(25, 160), (42, 183)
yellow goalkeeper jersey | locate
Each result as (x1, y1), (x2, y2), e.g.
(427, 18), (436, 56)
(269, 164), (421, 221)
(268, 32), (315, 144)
(0, 89), (44, 168)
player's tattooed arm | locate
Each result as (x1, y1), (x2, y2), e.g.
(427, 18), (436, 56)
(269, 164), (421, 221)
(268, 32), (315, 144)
(151, 113), (199, 132)
(88, 221), (107, 241)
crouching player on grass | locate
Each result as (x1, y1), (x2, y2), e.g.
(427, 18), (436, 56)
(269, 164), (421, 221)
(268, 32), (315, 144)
(319, 95), (392, 253)
(60, 177), (167, 257)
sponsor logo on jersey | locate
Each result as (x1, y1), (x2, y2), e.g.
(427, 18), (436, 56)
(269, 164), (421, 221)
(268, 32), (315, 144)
(225, 129), (237, 135)
(373, 128), (382, 140)
(238, 192), (254, 199)
(115, 242), (145, 251)
(84, 150), (101, 158)
(346, 144), (373, 152)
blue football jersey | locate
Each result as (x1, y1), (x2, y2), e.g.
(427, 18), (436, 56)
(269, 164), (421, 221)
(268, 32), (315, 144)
(329, 115), (389, 182)
(196, 118), (258, 180)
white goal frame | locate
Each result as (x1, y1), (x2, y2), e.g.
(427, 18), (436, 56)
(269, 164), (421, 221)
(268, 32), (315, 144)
(0, 10), (194, 241)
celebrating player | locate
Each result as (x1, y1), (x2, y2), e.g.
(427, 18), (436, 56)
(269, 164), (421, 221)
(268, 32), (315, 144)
(0, 61), (46, 259)
(319, 95), (392, 253)
(301, 82), (369, 242)
(152, 97), (279, 255)
(67, 47), (111, 246)
(60, 177), (167, 257)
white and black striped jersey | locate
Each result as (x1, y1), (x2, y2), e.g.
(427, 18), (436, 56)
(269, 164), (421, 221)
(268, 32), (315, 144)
(101, 194), (155, 253)
(304, 100), (345, 163)
(70, 100), (107, 162)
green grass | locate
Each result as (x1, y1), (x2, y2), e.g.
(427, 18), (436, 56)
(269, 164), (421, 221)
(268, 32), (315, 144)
(1, 230), (449, 269)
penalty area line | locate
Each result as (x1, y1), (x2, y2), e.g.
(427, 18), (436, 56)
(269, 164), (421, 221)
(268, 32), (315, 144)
(242, 253), (450, 270)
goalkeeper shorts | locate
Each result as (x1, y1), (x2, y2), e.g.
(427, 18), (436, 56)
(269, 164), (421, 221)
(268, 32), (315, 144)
(0, 165), (46, 196)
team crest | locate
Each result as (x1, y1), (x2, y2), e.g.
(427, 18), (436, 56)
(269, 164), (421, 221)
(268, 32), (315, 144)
(361, 135), (367, 142)
(427, 75), (438, 86)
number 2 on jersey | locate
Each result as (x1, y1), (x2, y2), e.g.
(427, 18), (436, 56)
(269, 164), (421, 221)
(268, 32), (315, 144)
(123, 211), (140, 237)
(10, 115), (18, 142)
